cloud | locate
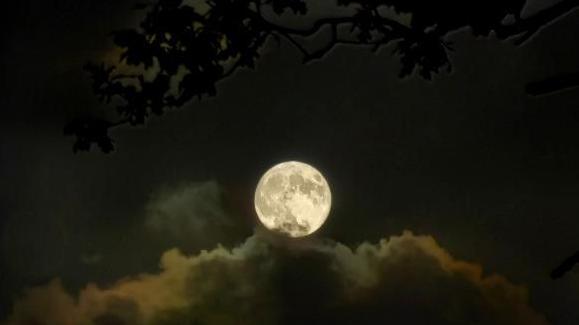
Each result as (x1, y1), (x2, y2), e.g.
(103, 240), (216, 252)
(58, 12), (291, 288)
(4, 231), (549, 325)
(80, 252), (102, 265)
(145, 181), (246, 248)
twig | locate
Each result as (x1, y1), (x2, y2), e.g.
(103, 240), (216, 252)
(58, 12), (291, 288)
(495, 0), (579, 44)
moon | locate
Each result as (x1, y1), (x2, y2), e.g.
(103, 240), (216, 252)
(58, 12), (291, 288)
(254, 161), (332, 237)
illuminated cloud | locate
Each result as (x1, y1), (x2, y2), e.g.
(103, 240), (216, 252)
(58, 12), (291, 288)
(145, 181), (244, 248)
(4, 231), (549, 325)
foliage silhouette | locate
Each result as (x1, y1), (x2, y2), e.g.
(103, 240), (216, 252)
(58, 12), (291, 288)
(65, 0), (579, 153)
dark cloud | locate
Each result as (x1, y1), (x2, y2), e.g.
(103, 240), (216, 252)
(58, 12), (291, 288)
(4, 230), (548, 325)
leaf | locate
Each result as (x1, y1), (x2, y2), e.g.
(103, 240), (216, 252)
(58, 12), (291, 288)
(266, 0), (307, 15)
(112, 29), (155, 67)
(64, 118), (115, 153)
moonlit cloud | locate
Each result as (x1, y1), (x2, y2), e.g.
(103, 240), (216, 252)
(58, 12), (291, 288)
(145, 181), (245, 248)
(4, 230), (549, 325)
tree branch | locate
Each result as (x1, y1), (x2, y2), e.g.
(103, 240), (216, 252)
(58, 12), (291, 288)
(252, 10), (412, 64)
(274, 30), (310, 57)
(75, 0), (579, 153)
(303, 23), (338, 63)
(495, 0), (579, 44)
(255, 13), (415, 40)
(551, 250), (579, 279)
(526, 71), (579, 96)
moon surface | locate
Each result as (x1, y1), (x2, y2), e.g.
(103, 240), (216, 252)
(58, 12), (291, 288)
(254, 161), (332, 237)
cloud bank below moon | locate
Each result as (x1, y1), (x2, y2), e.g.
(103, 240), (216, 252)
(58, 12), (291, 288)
(4, 230), (549, 325)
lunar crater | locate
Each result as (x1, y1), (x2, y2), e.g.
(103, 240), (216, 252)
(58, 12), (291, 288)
(254, 161), (331, 237)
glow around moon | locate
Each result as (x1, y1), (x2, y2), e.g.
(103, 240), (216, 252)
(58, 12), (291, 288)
(254, 161), (332, 237)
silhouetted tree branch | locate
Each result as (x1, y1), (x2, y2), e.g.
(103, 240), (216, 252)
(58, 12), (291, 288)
(551, 250), (579, 279)
(495, 0), (579, 45)
(65, 0), (579, 153)
(526, 72), (579, 96)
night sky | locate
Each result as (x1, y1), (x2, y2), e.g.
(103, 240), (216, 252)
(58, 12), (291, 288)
(2, 0), (579, 324)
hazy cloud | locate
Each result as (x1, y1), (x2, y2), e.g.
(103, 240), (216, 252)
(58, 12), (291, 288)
(145, 181), (244, 248)
(80, 253), (102, 266)
(4, 230), (549, 325)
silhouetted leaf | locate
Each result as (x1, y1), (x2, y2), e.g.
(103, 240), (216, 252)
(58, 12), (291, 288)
(266, 0), (307, 15)
(64, 118), (115, 153)
(112, 29), (155, 67)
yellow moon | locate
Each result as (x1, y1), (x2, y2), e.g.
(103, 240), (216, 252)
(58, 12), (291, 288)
(254, 161), (332, 237)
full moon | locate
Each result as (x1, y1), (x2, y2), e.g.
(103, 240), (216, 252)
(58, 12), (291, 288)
(254, 161), (332, 237)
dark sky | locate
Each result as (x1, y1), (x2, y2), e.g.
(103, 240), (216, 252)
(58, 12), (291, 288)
(2, 0), (579, 324)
